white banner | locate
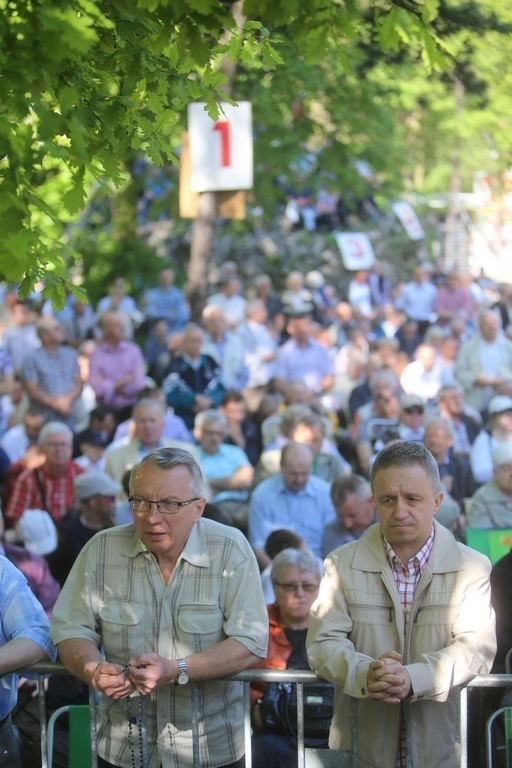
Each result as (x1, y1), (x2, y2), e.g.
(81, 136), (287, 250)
(392, 201), (424, 241)
(334, 232), (375, 270)
(188, 102), (253, 192)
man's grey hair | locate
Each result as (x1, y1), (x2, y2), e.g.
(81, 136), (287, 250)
(424, 415), (454, 439)
(436, 384), (464, 403)
(270, 548), (322, 586)
(129, 447), (206, 497)
(369, 369), (400, 394)
(182, 322), (204, 338)
(370, 440), (441, 493)
(194, 409), (227, 433)
(40, 421), (73, 444)
(331, 474), (371, 508)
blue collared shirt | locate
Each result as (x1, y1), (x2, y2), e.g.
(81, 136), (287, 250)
(0, 556), (56, 717)
(248, 474), (336, 556)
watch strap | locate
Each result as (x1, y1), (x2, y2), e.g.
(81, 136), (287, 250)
(177, 658), (187, 675)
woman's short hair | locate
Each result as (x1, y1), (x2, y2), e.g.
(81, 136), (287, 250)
(270, 548), (321, 586)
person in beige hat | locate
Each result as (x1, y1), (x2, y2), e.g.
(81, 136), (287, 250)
(47, 470), (121, 586)
(397, 394), (426, 442)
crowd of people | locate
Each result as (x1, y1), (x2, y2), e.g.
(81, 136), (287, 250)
(0, 255), (510, 767)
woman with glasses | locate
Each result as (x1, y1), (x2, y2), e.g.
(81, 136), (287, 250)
(251, 548), (332, 768)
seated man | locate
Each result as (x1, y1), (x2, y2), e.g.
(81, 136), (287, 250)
(274, 313), (334, 398)
(322, 475), (377, 557)
(249, 442), (335, 569)
(48, 470), (121, 586)
(194, 410), (254, 529)
(423, 415), (475, 504)
(112, 387), (192, 445)
(353, 369), (401, 477)
(4, 421), (84, 525)
(103, 398), (196, 490)
(89, 310), (146, 424)
(201, 305), (248, 391)
(218, 389), (261, 467)
(435, 384), (481, 456)
(255, 409), (350, 486)
(21, 316), (83, 428)
(0, 555), (56, 768)
(0, 405), (46, 463)
(468, 443), (512, 528)
(163, 323), (225, 429)
(142, 268), (190, 334)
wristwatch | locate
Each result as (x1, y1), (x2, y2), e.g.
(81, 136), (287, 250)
(176, 658), (189, 686)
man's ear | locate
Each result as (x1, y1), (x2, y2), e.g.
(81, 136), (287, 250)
(433, 491), (444, 515)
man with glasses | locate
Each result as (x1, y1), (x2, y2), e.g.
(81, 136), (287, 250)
(51, 447), (268, 768)
(4, 421), (84, 525)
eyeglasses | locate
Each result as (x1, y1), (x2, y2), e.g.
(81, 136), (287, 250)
(128, 496), (201, 516)
(44, 442), (72, 449)
(274, 582), (319, 594)
(404, 406), (424, 415)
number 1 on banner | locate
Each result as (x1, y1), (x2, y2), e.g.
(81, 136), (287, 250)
(213, 121), (230, 167)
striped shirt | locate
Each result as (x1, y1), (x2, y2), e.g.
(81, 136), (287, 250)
(385, 529), (435, 768)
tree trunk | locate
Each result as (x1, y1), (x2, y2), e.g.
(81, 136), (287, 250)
(186, 1), (245, 322)
(187, 191), (217, 322)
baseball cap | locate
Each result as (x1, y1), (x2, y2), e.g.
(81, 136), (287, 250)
(17, 509), (58, 556)
(400, 394), (425, 411)
(74, 471), (121, 502)
(488, 396), (512, 415)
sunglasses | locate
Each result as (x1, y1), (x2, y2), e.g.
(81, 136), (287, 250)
(404, 406), (424, 415)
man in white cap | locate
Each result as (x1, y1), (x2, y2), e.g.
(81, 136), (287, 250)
(47, 470), (121, 586)
(469, 395), (512, 485)
(467, 443), (512, 528)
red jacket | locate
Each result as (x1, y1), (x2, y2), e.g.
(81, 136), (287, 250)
(250, 603), (292, 708)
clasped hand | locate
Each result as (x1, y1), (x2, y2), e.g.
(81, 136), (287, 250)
(367, 650), (412, 704)
(91, 653), (173, 700)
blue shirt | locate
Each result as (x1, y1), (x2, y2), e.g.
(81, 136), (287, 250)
(275, 338), (334, 392)
(248, 474), (336, 557)
(197, 444), (252, 503)
(0, 556), (56, 717)
(143, 285), (190, 331)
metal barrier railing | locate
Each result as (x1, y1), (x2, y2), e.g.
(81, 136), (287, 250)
(27, 663), (355, 768)
(22, 665), (512, 768)
(460, 674), (512, 768)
